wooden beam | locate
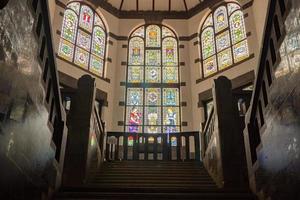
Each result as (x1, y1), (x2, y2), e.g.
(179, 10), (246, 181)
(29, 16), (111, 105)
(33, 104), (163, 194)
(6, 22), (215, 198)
(119, 0), (124, 10)
(153, 0), (155, 11)
(183, 0), (188, 12)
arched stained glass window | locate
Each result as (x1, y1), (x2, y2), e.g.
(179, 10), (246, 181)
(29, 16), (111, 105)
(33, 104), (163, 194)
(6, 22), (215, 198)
(125, 25), (181, 134)
(200, 2), (249, 77)
(58, 2), (107, 77)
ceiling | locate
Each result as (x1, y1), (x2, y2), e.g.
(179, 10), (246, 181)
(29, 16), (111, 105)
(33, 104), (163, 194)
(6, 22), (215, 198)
(98, 0), (212, 19)
(106, 0), (203, 12)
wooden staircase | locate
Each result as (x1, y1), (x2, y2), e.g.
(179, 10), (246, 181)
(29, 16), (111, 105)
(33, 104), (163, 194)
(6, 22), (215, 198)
(55, 161), (256, 199)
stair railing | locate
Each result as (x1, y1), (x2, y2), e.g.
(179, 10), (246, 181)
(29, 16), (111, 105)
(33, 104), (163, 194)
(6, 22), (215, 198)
(202, 107), (215, 154)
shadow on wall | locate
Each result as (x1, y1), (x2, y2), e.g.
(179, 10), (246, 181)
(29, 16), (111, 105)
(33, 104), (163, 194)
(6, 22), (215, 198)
(0, 0), (55, 191)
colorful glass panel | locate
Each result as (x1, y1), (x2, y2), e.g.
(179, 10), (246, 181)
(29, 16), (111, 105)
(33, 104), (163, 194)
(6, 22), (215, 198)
(67, 2), (80, 14)
(163, 67), (178, 83)
(162, 26), (175, 38)
(200, 3), (249, 77)
(233, 40), (249, 63)
(230, 10), (246, 44)
(92, 27), (105, 58)
(144, 107), (161, 126)
(128, 136), (134, 146)
(163, 126), (180, 134)
(61, 9), (78, 43)
(146, 50), (161, 66)
(202, 14), (213, 29)
(145, 126), (161, 134)
(79, 5), (94, 32)
(146, 25), (161, 47)
(94, 14), (104, 28)
(90, 55), (104, 76)
(128, 66), (143, 83)
(74, 47), (89, 69)
(132, 26), (145, 38)
(162, 37), (178, 66)
(125, 25), (181, 134)
(163, 88), (179, 106)
(127, 88), (143, 105)
(214, 6), (228, 33)
(145, 67), (161, 83)
(203, 56), (217, 77)
(171, 137), (177, 146)
(216, 30), (230, 52)
(77, 29), (91, 51)
(145, 88), (161, 106)
(218, 48), (233, 70)
(126, 106), (143, 126)
(126, 126), (142, 134)
(58, 39), (74, 62)
(129, 37), (144, 65)
(227, 3), (240, 15)
(163, 107), (180, 126)
(60, 3), (107, 77)
(201, 27), (215, 59)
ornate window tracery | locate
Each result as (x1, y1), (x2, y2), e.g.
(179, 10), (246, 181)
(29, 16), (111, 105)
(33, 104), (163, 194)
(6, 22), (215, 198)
(58, 2), (107, 77)
(125, 25), (181, 134)
(200, 2), (249, 77)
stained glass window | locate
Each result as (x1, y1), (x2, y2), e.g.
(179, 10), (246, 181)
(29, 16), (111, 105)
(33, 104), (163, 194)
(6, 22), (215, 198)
(230, 11), (247, 44)
(146, 25), (161, 47)
(163, 67), (178, 83)
(127, 88), (143, 105)
(145, 67), (161, 83)
(128, 66), (143, 83)
(171, 137), (177, 146)
(79, 5), (94, 32)
(162, 38), (178, 66)
(145, 88), (161, 106)
(129, 37), (144, 65)
(125, 25), (181, 134)
(58, 2), (107, 77)
(61, 10), (78, 43)
(163, 88), (179, 106)
(200, 3), (249, 77)
(214, 6), (228, 33)
(201, 27), (215, 59)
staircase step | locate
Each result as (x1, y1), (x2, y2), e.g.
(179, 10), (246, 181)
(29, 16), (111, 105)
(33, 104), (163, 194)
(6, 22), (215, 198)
(55, 161), (256, 200)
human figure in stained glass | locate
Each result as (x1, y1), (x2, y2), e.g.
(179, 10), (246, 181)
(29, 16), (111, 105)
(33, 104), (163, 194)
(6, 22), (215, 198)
(165, 108), (176, 126)
(129, 107), (141, 133)
(83, 10), (91, 23)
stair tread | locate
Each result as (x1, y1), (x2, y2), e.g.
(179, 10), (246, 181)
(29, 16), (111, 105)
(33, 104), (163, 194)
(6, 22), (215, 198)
(56, 161), (256, 200)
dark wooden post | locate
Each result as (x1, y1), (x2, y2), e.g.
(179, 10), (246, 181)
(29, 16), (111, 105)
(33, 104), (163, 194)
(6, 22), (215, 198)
(63, 75), (96, 187)
(213, 76), (248, 188)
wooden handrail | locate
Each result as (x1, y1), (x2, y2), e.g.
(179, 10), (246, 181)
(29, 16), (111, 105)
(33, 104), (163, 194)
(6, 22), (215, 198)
(202, 107), (215, 151)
